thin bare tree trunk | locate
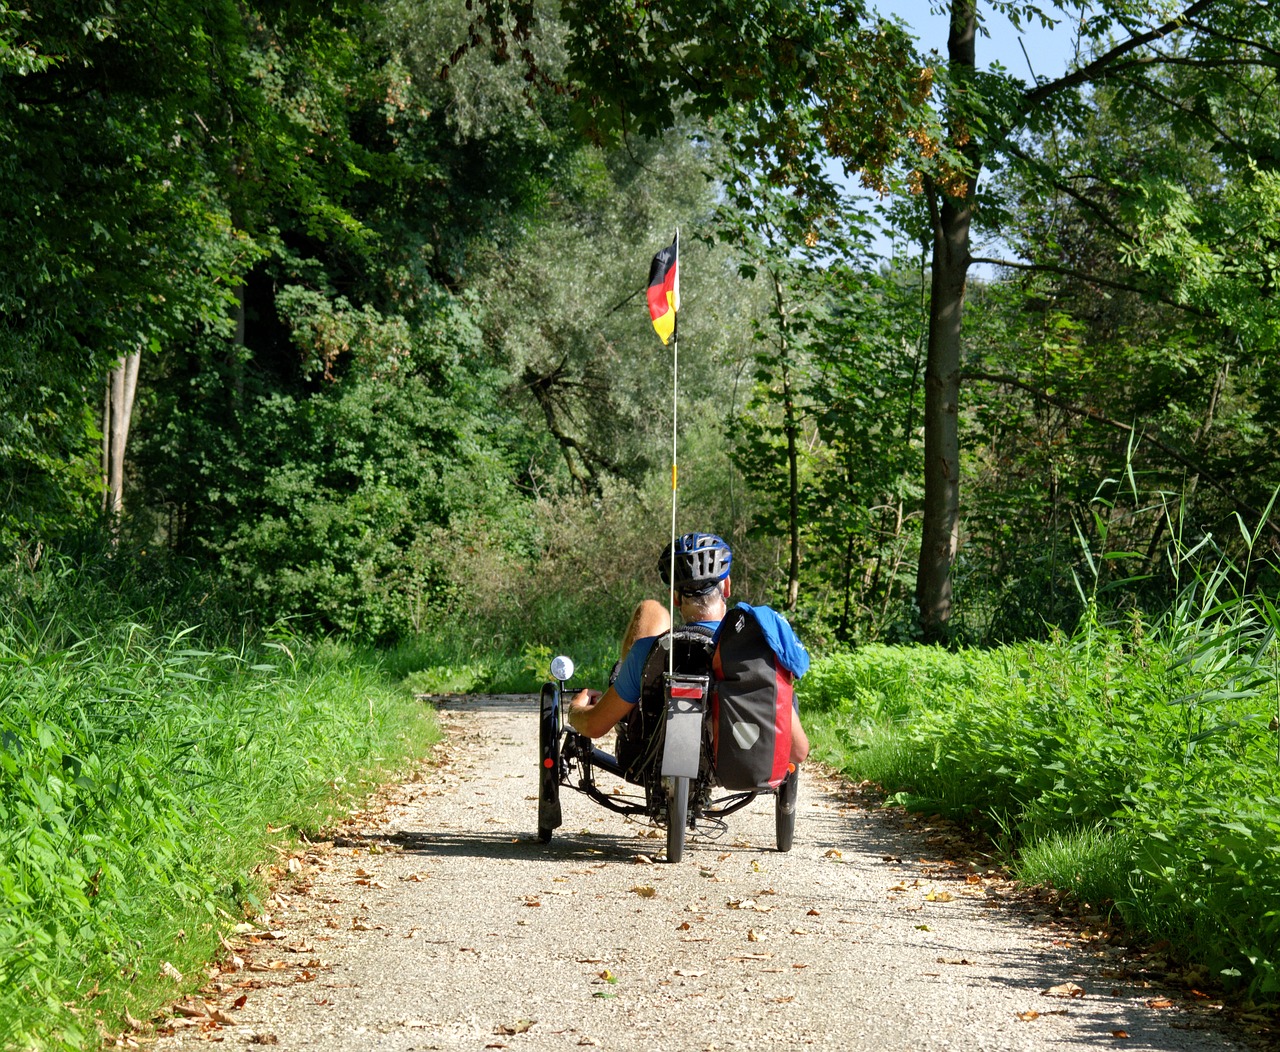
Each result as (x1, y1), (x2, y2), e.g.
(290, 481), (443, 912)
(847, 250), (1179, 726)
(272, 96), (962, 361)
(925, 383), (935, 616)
(770, 270), (802, 612)
(102, 350), (141, 522)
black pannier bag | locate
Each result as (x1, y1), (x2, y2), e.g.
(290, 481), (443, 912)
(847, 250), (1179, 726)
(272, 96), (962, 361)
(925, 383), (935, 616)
(711, 606), (794, 790)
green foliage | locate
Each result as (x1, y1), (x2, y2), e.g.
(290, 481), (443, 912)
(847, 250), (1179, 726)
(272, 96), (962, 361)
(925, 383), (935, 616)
(0, 562), (439, 1050)
(810, 531), (1280, 998)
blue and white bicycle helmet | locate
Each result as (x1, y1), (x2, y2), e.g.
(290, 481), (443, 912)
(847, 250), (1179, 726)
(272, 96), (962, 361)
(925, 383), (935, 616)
(659, 532), (732, 595)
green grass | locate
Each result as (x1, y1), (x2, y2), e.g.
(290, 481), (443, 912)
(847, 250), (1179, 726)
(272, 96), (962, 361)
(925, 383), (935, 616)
(382, 607), (624, 696)
(805, 586), (1280, 1000)
(0, 577), (440, 1051)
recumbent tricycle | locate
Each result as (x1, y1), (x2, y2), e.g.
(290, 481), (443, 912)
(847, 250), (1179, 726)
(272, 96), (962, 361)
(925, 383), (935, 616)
(536, 608), (801, 863)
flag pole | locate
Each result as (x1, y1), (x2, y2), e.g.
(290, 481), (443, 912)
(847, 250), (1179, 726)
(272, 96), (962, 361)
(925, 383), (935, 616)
(667, 229), (680, 681)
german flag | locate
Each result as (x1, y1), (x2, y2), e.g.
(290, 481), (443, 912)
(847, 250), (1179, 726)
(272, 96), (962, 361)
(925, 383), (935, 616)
(647, 236), (679, 345)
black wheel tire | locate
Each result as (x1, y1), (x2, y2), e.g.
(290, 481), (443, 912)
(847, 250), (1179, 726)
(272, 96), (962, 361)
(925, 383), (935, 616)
(775, 768), (799, 852)
(538, 684), (562, 841)
(664, 776), (689, 863)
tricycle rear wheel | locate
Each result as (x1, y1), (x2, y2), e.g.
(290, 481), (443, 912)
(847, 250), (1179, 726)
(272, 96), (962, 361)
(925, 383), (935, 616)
(664, 776), (689, 862)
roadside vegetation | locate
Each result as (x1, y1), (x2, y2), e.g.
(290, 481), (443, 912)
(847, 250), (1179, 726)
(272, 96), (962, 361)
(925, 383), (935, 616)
(802, 515), (1280, 1002)
(0, 555), (440, 1052)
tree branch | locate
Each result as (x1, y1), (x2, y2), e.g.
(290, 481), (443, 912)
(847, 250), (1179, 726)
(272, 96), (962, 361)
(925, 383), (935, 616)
(967, 256), (1209, 316)
(1021, 0), (1219, 110)
(1002, 143), (1133, 243)
(961, 370), (1280, 540)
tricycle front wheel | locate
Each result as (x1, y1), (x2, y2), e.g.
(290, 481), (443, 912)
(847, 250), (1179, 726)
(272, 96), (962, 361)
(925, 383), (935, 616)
(537, 683), (562, 842)
(775, 767), (799, 852)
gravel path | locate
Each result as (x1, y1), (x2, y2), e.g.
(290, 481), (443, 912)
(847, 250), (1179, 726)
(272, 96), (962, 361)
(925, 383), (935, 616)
(155, 694), (1247, 1051)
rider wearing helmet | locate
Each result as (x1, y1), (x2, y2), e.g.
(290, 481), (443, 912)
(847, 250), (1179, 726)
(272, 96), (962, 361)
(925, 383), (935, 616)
(567, 532), (809, 764)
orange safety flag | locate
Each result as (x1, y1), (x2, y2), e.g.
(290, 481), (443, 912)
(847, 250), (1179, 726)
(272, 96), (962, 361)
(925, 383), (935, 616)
(646, 236), (679, 345)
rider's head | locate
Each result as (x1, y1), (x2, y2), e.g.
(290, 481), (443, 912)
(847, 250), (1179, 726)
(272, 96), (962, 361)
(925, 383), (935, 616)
(659, 532), (732, 619)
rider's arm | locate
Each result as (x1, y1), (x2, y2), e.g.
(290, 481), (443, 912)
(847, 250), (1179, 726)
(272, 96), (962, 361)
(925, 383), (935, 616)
(567, 686), (632, 739)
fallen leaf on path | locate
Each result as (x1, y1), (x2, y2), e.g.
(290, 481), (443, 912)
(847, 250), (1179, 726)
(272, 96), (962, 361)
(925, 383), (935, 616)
(937, 957), (972, 965)
(924, 889), (953, 902)
(824, 849), (843, 860)
(123, 1009), (145, 1030)
(173, 1003), (209, 1019)
(161, 961), (184, 983)
(1111, 1031), (1130, 1039)
(631, 886), (657, 898)
(494, 1020), (535, 1035)
(632, 854), (654, 865)
(1043, 982), (1086, 999)
(768, 996), (795, 1003)
(597, 970), (618, 984)
(232, 995), (248, 1009)
(806, 908), (820, 916)
(1146, 998), (1175, 1009)
(727, 899), (771, 912)
(747, 929), (762, 942)
(1016, 1011), (1040, 1022)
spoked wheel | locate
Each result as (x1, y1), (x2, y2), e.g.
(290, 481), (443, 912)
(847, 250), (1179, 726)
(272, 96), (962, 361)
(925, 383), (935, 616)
(664, 775), (689, 863)
(537, 684), (563, 843)
(775, 766), (799, 852)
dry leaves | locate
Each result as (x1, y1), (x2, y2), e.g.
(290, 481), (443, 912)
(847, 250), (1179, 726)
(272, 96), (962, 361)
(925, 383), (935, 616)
(631, 885), (657, 898)
(494, 1020), (535, 1035)
(172, 1000), (236, 1025)
(1043, 982), (1086, 999)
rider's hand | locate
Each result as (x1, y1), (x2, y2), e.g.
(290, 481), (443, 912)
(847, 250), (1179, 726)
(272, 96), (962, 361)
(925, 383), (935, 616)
(569, 688), (601, 713)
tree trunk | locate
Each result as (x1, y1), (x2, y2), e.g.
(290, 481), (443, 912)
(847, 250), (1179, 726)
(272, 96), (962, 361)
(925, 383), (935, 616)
(772, 271), (801, 612)
(915, 0), (977, 644)
(102, 349), (141, 523)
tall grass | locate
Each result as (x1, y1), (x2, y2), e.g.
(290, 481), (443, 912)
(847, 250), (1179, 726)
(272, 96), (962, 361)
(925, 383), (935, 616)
(803, 513), (1280, 1000)
(0, 556), (440, 1051)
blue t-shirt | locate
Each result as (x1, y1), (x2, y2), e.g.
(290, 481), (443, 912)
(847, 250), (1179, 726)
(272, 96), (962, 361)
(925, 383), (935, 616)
(612, 605), (808, 705)
(613, 620), (719, 705)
